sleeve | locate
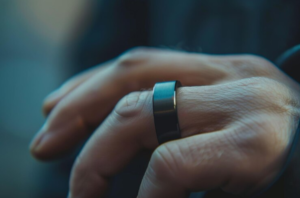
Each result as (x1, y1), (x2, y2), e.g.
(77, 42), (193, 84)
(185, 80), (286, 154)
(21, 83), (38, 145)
(276, 45), (300, 82)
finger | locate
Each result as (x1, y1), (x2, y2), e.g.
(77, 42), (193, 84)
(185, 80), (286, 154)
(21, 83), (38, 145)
(43, 62), (109, 116)
(137, 133), (233, 198)
(137, 132), (244, 198)
(67, 81), (251, 198)
(137, 121), (285, 198)
(30, 48), (231, 160)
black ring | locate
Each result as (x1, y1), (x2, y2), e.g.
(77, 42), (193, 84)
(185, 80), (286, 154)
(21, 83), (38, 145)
(153, 81), (181, 144)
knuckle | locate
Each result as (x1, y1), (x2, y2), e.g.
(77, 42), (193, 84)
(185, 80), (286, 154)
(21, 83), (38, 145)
(151, 143), (191, 184)
(239, 54), (272, 67)
(151, 141), (221, 188)
(227, 78), (293, 152)
(246, 77), (276, 96)
(227, 113), (290, 174)
(244, 55), (276, 74)
(231, 54), (276, 77)
(113, 91), (152, 120)
(238, 77), (290, 114)
(117, 47), (153, 67)
(230, 120), (284, 156)
(125, 46), (154, 54)
(150, 145), (177, 180)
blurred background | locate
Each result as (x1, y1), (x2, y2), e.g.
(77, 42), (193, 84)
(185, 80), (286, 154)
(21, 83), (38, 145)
(1, 0), (300, 198)
(0, 1), (93, 197)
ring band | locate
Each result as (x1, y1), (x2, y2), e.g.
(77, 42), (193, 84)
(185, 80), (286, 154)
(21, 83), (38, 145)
(153, 81), (182, 144)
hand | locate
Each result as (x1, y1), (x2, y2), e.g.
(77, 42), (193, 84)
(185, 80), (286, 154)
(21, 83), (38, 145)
(30, 48), (300, 197)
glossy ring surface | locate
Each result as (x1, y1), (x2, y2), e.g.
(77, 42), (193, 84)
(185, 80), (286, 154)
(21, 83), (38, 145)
(153, 81), (181, 144)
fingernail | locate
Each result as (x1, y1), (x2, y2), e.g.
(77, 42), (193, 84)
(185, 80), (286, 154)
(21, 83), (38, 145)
(30, 133), (44, 152)
(29, 122), (49, 152)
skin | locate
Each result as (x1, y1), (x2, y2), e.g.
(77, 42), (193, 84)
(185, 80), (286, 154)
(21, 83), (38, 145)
(29, 47), (300, 198)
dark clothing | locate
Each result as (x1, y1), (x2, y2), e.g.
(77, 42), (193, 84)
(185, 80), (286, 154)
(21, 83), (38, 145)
(74, 0), (300, 70)
(71, 0), (300, 197)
